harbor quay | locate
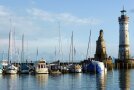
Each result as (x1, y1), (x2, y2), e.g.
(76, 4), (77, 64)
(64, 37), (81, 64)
(115, 59), (134, 69)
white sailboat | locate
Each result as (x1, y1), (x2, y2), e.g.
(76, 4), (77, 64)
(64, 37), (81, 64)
(20, 34), (29, 74)
(50, 23), (62, 74)
(5, 31), (18, 74)
(69, 31), (82, 73)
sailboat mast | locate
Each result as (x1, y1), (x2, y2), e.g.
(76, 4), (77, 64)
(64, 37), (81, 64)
(71, 31), (74, 63)
(55, 47), (57, 61)
(8, 31), (11, 63)
(86, 30), (91, 60)
(26, 40), (29, 61)
(58, 22), (63, 61)
(21, 34), (24, 63)
(36, 48), (38, 61)
(69, 41), (71, 63)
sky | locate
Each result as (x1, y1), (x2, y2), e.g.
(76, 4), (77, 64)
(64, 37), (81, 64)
(0, 0), (134, 62)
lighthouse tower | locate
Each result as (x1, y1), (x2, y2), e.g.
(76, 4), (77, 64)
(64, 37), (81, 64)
(118, 8), (130, 60)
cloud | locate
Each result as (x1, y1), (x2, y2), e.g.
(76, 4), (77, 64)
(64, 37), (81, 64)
(0, 5), (100, 61)
(27, 8), (100, 25)
(0, 5), (42, 39)
(0, 5), (12, 16)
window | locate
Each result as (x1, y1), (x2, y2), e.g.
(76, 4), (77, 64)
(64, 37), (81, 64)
(41, 65), (43, 68)
(38, 65), (40, 68)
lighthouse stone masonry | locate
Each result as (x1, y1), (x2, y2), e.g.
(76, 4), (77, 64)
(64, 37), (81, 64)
(118, 9), (130, 60)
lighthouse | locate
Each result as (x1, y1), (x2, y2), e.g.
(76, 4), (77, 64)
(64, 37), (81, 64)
(118, 8), (130, 60)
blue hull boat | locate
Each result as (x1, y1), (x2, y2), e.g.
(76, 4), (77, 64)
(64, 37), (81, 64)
(20, 64), (29, 74)
(87, 61), (106, 73)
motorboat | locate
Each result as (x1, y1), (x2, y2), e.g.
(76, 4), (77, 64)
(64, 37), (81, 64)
(35, 59), (49, 74)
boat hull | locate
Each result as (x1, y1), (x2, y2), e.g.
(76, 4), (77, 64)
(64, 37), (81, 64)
(20, 64), (29, 74)
(75, 69), (82, 73)
(36, 68), (49, 74)
(87, 61), (105, 73)
(5, 69), (17, 74)
(50, 70), (61, 74)
(0, 69), (2, 74)
(20, 70), (29, 74)
(70, 69), (82, 73)
(5, 64), (18, 74)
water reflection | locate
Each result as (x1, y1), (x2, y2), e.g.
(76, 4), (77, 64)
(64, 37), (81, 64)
(96, 72), (107, 90)
(36, 74), (48, 87)
(6, 74), (18, 90)
(70, 73), (82, 90)
(119, 69), (130, 90)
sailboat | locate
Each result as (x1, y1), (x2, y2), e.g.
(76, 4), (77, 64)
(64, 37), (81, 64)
(19, 34), (29, 74)
(82, 30), (92, 72)
(5, 31), (18, 74)
(69, 31), (82, 73)
(49, 23), (62, 74)
(34, 48), (49, 74)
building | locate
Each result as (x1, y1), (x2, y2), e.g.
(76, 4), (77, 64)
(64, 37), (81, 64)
(118, 8), (130, 60)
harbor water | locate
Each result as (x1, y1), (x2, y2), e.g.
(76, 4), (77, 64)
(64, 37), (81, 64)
(0, 69), (134, 90)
